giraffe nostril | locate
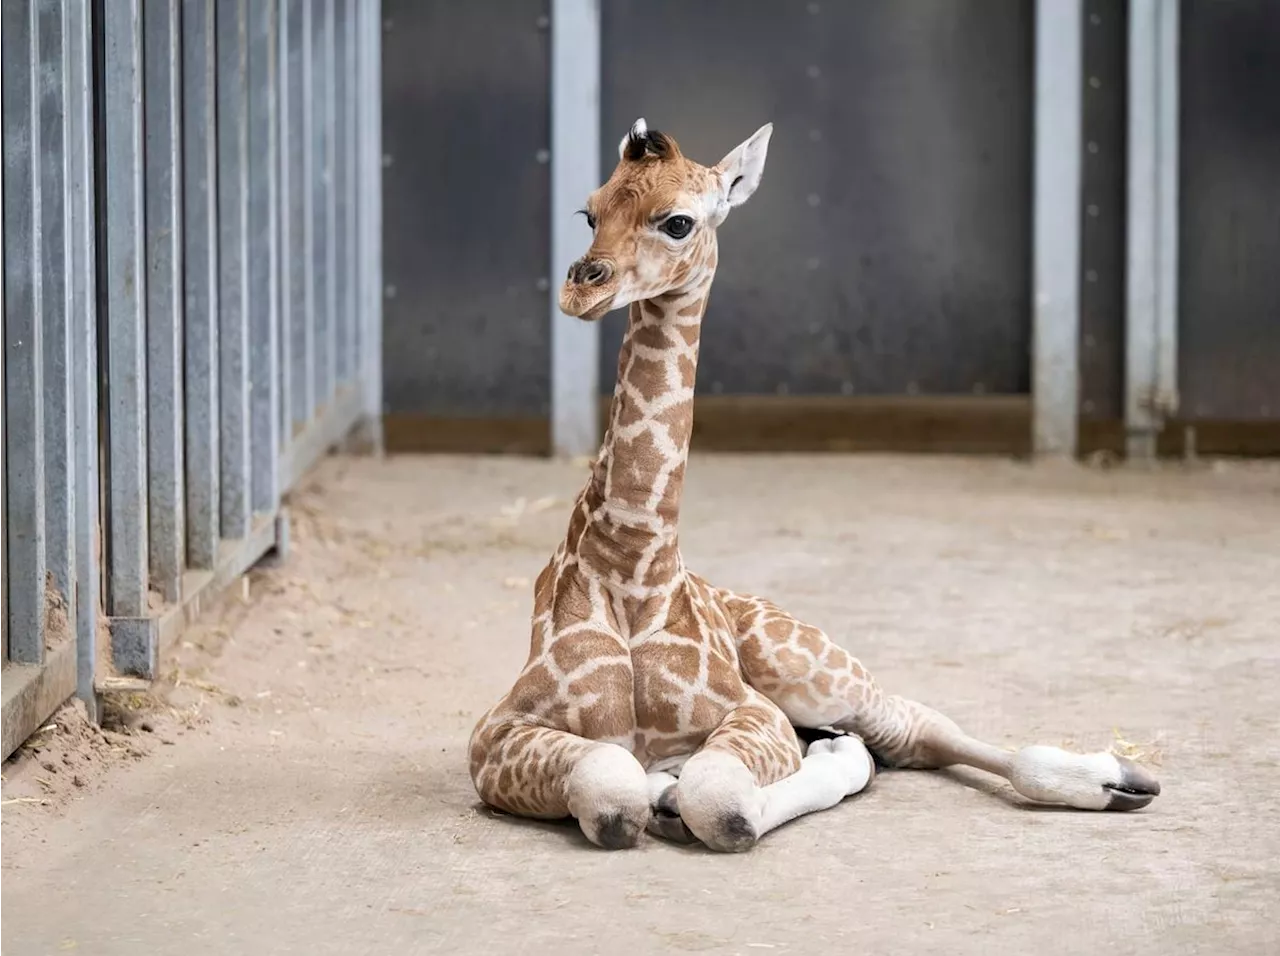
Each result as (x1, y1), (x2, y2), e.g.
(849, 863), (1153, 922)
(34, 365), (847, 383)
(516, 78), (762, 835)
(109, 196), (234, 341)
(582, 261), (612, 286)
(571, 258), (613, 287)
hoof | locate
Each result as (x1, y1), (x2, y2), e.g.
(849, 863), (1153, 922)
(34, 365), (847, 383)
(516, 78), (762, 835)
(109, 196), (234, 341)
(591, 811), (645, 850)
(1102, 756), (1162, 811)
(646, 784), (697, 845)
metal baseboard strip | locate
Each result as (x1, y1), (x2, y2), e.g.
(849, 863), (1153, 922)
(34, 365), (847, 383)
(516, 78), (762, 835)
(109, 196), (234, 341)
(284, 386), (365, 489)
(2, 642), (78, 762)
(100, 514), (281, 685)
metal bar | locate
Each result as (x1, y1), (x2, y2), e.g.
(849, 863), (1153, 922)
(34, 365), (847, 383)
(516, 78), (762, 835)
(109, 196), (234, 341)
(311, 0), (337, 409)
(290, 0), (316, 431)
(182, 0), (220, 570)
(2, 0), (49, 663)
(332, 0), (351, 385)
(217, 0), (251, 538)
(1, 0), (8, 662)
(1031, 0), (1082, 457)
(38, 0), (76, 615)
(275, 0), (292, 442)
(247, 0), (280, 513)
(67, 0), (100, 713)
(550, 0), (601, 458)
(362, 0), (383, 449)
(103, 0), (149, 619)
(1125, 0), (1179, 458)
(143, 0), (185, 602)
(343, 0), (359, 389)
(1154, 0), (1180, 434)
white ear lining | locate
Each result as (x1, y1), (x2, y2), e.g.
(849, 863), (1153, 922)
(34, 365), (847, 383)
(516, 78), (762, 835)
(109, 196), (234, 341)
(617, 117), (648, 159)
(718, 123), (773, 209)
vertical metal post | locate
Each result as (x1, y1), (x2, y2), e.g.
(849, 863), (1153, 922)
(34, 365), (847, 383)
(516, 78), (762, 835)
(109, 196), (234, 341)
(144, 0), (185, 602)
(103, 0), (149, 620)
(275, 0), (293, 442)
(247, 0), (280, 513)
(342, 0), (359, 386)
(182, 0), (220, 569)
(1125, 0), (1180, 459)
(1, 0), (8, 662)
(2, 0), (49, 663)
(359, 0), (383, 449)
(38, 0), (76, 612)
(550, 0), (601, 458)
(1155, 2), (1179, 440)
(217, 0), (251, 538)
(67, 0), (100, 712)
(290, 0), (316, 431)
(1031, 0), (1083, 457)
(333, 0), (357, 387)
(312, 0), (337, 408)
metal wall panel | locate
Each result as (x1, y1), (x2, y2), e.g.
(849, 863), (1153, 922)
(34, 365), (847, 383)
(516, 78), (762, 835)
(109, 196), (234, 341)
(1077, 0), (1127, 423)
(1178, 0), (1280, 422)
(599, 0), (1033, 397)
(380, 0), (551, 418)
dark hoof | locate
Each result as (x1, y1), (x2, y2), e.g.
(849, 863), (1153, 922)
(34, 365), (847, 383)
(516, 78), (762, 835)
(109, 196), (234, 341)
(646, 785), (697, 845)
(704, 811), (758, 853)
(592, 811), (644, 849)
(1103, 756), (1162, 811)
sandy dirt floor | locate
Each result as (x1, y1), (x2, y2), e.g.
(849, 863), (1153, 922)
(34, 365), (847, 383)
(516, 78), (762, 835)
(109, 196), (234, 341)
(3, 453), (1279, 956)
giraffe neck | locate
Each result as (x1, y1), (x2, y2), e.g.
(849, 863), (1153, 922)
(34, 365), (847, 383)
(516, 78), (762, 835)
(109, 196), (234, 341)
(576, 280), (711, 584)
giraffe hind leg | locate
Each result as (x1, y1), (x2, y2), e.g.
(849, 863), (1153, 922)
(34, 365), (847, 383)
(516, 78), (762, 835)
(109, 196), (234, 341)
(730, 600), (1161, 811)
(672, 696), (874, 852)
(835, 695), (1161, 811)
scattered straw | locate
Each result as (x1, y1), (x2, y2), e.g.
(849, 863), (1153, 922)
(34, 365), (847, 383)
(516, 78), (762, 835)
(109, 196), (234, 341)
(1110, 728), (1165, 767)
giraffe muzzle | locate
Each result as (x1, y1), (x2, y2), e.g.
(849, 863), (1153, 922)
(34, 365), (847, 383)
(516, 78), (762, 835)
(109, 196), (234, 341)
(568, 257), (614, 287)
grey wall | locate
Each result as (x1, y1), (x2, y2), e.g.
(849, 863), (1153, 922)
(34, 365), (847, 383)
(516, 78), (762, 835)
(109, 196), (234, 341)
(599, 0), (1034, 398)
(381, 0), (551, 418)
(1077, 0), (1128, 423)
(378, 1), (1280, 442)
(1178, 0), (1280, 422)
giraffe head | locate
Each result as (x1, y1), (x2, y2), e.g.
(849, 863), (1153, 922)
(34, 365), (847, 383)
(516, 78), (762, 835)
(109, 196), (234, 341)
(559, 119), (773, 320)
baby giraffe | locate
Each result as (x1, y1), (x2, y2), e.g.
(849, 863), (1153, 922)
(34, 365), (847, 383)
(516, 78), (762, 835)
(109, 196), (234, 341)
(468, 119), (1161, 852)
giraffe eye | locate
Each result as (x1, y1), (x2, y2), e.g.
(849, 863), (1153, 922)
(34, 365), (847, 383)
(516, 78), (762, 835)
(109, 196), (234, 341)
(661, 215), (694, 240)
(578, 209), (597, 230)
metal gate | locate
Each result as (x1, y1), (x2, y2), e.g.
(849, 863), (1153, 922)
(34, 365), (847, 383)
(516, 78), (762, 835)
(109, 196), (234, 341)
(1, 0), (384, 760)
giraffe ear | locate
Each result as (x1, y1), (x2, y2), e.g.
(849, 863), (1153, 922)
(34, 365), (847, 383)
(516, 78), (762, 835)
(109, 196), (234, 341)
(618, 117), (648, 160)
(715, 123), (773, 211)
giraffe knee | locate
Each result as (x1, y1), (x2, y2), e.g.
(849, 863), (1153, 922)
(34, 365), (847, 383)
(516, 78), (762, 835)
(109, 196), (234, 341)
(676, 750), (761, 853)
(567, 744), (650, 850)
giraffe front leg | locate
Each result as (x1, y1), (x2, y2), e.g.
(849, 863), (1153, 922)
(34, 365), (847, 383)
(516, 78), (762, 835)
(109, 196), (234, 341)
(470, 717), (650, 849)
(673, 694), (873, 852)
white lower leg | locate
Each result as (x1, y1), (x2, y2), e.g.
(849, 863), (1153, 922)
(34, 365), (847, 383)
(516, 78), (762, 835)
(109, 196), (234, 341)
(677, 737), (874, 851)
(757, 736), (874, 836)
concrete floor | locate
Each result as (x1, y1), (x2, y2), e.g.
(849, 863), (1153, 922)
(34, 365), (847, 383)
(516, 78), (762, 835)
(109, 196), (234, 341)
(3, 453), (1279, 956)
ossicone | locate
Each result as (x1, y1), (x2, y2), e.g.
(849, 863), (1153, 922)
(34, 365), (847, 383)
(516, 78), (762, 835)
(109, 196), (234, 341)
(619, 117), (679, 162)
